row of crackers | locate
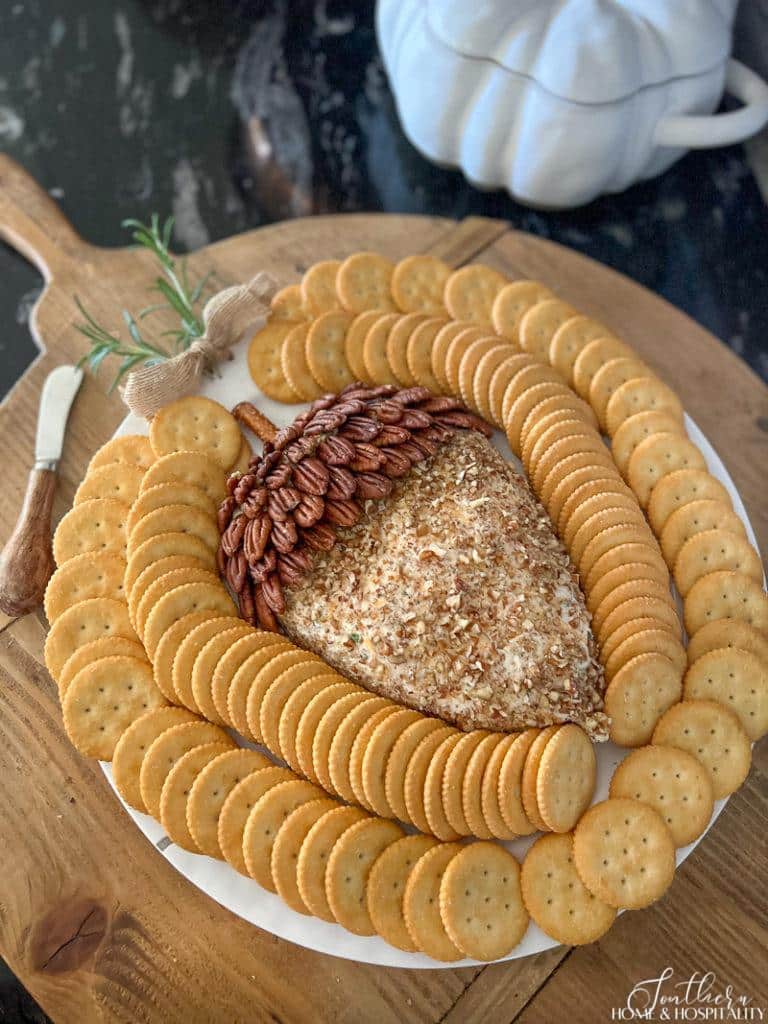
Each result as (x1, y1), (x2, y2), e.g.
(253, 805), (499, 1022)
(250, 255), (767, 748)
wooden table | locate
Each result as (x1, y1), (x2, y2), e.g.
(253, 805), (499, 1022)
(1, 156), (766, 1023)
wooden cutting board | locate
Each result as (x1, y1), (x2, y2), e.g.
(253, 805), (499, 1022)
(0, 153), (766, 1024)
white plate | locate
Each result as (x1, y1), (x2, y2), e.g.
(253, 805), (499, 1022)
(100, 341), (760, 968)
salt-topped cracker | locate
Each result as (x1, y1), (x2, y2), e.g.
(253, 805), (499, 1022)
(536, 724), (597, 833)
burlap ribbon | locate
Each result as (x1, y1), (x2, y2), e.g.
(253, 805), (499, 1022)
(121, 271), (278, 419)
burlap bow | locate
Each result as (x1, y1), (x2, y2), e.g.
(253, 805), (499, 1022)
(120, 271), (278, 419)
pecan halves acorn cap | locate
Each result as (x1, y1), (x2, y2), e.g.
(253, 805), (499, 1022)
(219, 383), (491, 630)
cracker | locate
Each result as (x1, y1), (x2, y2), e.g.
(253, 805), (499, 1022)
(127, 482), (216, 536)
(683, 570), (768, 636)
(674, 529), (762, 597)
(391, 254), (450, 316)
(406, 317), (449, 392)
(44, 552), (126, 624)
(53, 498), (128, 565)
(366, 834), (438, 951)
(230, 642), (296, 740)
(561, 490), (642, 550)
(497, 728), (539, 836)
(384, 718), (446, 824)
(149, 396), (241, 468)
(325, 817), (404, 935)
(140, 450), (227, 503)
(296, 805), (369, 922)
(440, 842), (528, 961)
(653, 699), (752, 799)
(306, 311), (356, 391)
(361, 708), (422, 817)
(604, 653), (683, 747)
(329, 700), (398, 804)
(458, 339), (503, 411)
(647, 469), (733, 536)
(537, 443), (617, 510)
(402, 726), (457, 834)
(579, 524), (660, 583)
(151, 610), (222, 703)
(604, 628), (687, 683)
(172, 616), (244, 711)
(520, 725), (560, 831)
(127, 504), (219, 559)
(600, 616), (682, 671)
(584, 543), (669, 598)
(518, 298), (576, 360)
(660, 499), (746, 569)
(521, 833), (616, 945)
(343, 310), (381, 383)
(128, 554), (210, 626)
(423, 732), (463, 840)
(574, 797), (675, 909)
(348, 706), (404, 810)
(402, 842), (463, 961)
(217, 766), (295, 874)
(312, 691), (378, 792)
(441, 326), (489, 397)
(135, 566), (219, 641)
(386, 312), (426, 386)
(572, 337), (633, 400)
(492, 280), (554, 344)
(546, 466), (625, 529)
(591, 578), (674, 640)
(466, 734), (514, 842)
(248, 321), (301, 404)
(548, 316), (613, 383)
(687, 618), (768, 666)
(259, 658), (329, 759)
(500, 363), (563, 426)
(242, 779), (323, 891)
(186, 748), (271, 858)
(160, 742), (232, 851)
(44, 597), (137, 683)
(280, 322), (324, 401)
(532, 435), (613, 499)
(59, 636), (147, 698)
(337, 251), (395, 313)
(627, 432), (707, 508)
(271, 798), (338, 914)
(62, 655), (167, 760)
(74, 463), (144, 506)
(112, 706), (198, 811)
(278, 676), (346, 773)
(430, 322), (474, 393)
(210, 631), (284, 723)
(140, 720), (234, 819)
(589, 356), (651, 429)
(362, 312), (401, 386)
(519, 392), (599, 451)
(89, 435), (154, 472)
(536, 724), (597, 833)
(444, 265), (507, 324)
(609, 745), (714, 847)
(143, 581), (235, 658)
(524, 417), (594, 478)
(269, 283), (305, 321)
(461, 732), (505, 839)
(442, 730), (490, 836)
(473, 344), (517, 422)
(596, 596), (679, 650)
(506, 383), (578, 457)
(486, 353), (538, 426)
(605, 377), (684, 438)
(684, 648), (768, 741)
(300, 259), (342, 316)
(586, 561), (670, 616)
(611, 410), (686, 477)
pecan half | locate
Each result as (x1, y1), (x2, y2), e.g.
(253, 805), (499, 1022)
(243, 514), (271, 564)
(324, 498), (361, 527)
(301, 523), (337, 551)
(355, 472), (393, 500)
(316, 436), (356, 465)
(292, 457), (330, 495)
(349, 442), (386, 472)
(271, 518), (298, 554)
(293, 494), (325, 528)
(261, 572), (286, 614)
(326, 465), (357, 501)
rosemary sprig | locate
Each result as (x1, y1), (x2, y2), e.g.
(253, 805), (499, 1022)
(75, 215), (212, 390)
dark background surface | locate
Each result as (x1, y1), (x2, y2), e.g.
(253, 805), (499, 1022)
(1, 1), (767, 1020)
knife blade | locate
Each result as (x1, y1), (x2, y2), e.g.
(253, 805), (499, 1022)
(34, 364), (84, 469)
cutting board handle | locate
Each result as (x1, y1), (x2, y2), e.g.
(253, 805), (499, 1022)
(0, 154), (91, 280)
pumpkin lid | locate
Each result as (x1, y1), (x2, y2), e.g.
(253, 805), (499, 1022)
(427, 0), (733, 104)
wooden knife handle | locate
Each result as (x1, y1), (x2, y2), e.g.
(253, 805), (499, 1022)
(0, 468), (57, 618)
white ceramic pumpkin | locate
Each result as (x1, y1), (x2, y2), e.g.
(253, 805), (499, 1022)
(376, 0), (768, 208)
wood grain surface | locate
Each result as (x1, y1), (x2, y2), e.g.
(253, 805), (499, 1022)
(1, 154), (766, 1023)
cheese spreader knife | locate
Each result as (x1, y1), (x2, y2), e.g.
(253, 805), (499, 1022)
(0, 364), (83, 617)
